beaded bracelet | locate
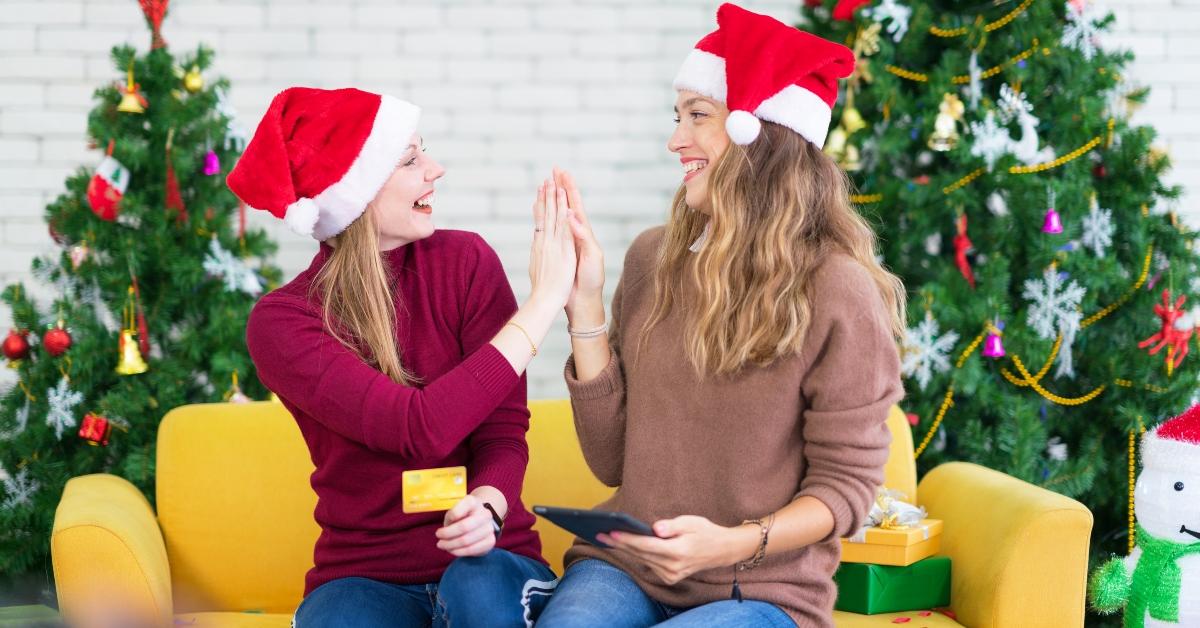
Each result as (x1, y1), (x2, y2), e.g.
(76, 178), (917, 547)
(731, 512), (775, 603)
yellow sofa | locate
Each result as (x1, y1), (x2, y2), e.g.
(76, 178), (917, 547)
(52, 401), (1092, 627)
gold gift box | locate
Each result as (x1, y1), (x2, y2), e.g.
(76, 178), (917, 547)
(840, 518), (943, 566)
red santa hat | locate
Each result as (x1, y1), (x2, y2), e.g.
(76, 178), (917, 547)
(227, 87), (420, 241)
(1142, 404), (1200, 473)
(672, 3), (855, 147)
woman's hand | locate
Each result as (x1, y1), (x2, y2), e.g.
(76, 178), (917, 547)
(597, 516), (760, 585)
(553, 168), (605, 323)
(435, 494), (497, 558)
(529, 175), (579, 310)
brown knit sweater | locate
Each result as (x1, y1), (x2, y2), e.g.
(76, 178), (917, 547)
(563, 226), (904, 627)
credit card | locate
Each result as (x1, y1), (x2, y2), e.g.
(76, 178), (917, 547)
(402, 466), (467, 514)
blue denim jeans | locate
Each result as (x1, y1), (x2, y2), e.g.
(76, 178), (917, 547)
(535, 558), (795, 627)
(292, 549), (557, 627)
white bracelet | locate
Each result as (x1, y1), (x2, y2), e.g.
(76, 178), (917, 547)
(568, 322), (609, 338)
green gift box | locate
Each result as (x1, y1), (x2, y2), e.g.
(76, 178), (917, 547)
(833, 555), (951, 615)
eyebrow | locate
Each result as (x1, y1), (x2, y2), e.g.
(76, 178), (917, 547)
(673, 97), (709, 113)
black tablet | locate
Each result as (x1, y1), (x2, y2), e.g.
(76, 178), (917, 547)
(533, 505), (657, 547)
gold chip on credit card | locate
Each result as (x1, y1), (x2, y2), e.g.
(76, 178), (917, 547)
(402, 466), (467, 514)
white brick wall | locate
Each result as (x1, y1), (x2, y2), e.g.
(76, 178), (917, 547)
(1, 0), (1196, 399)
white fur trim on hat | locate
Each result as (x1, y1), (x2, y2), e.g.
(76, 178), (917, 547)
(673, 48), (833, 147)
(284, 197), (319, 238)
(673, 48), (727, 102)
(308, 95), (421, 241)
(1141, 429), (1200, 474)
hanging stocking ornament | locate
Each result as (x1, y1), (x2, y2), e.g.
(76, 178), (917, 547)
(953, 213), (976, 288)
(165, 128), (188, 224)
(87, 141), (130, 221)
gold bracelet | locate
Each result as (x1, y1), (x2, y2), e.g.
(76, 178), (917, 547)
(505, 322), (537, 357)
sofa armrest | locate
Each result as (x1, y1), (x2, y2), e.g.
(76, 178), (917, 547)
(52, 473), (172, 626)
(918, 462), (1093, 628)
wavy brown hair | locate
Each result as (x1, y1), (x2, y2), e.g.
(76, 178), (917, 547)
(637, 120), (906, 377)
(309, 204), (419, 385)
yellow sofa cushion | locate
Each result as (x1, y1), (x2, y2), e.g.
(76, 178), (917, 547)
(833, 609), (963, 627)
(156, 402), (319, 614)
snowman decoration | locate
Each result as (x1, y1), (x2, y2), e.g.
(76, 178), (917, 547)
(1091, 404), (1200, 627)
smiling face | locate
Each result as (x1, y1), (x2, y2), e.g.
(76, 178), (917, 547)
(668, 90), (732, 213)
(1135, 465), (1200, 543)
(369, 133), (445, 251)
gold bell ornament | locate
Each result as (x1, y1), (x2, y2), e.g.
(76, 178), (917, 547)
(927, 93), (965, 152)
(116, 285), (148, 375)
(116, 63), (148, 114)
(116, 329), (149, 375)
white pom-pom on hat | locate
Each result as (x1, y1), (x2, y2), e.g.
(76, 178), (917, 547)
(284, 197), (320, 238)
(726, 110), (762, 145)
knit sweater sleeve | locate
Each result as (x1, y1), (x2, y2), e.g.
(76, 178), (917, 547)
(245, 287), (520, 462)
(458, 236), (531, 510)
(796, 256), (904, 540)
(563, 229), (657, 487)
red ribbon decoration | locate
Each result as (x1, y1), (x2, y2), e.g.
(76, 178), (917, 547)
(137, 0), (169, 49)
(165, 129), (188, 224)
(953, 213), (976, 288)
(132, 277), (151, 356)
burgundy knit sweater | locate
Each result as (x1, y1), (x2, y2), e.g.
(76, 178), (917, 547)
(245, 230), (544, 596)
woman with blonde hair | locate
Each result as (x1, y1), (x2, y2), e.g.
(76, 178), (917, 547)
(536, 4), (906, 627)
(233, 87), (575, 626)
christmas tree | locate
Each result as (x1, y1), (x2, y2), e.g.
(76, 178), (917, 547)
(0, 1), (280, 583)
(801, 0), (1198, 567)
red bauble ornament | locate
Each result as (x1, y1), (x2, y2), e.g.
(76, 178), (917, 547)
(79, 413), (112, 446)
(1093, 163), (1108, 179)
(43, 326), (72, 357)
(3, 329), (30, 361)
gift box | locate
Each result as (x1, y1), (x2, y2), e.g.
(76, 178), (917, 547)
(839, 518), (942, 566)
(833, 555), (952, 615)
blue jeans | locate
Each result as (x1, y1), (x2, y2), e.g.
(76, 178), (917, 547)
(535, 559), (795, 627)
(293, 549), (557, 627)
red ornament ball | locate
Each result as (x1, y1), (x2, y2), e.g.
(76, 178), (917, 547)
(43, 327), (72, 357)
(1093, 163), (1108, 179)
(3, 329), (30, 361)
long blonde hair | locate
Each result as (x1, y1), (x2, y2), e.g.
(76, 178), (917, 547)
(639, 121), (906, 377)
(310, 205), (418, 385)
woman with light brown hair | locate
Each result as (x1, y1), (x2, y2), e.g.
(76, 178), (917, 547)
(232, 87), (574, 626)
(536, 4), (906, 627)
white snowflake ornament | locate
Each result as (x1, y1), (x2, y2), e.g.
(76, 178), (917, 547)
(1, 467), (39, 510)
(901, 311), (960, 391)
(1062, 0), (1103, 61)
(1081, 196), (1114, 258)
(969, 111), (1011, 170)
(203, 237), (262, 296)
(0, 401), (30, 441)
(46, 376), (83, 440)
(862, 0), (911, 42)
(997, 84), (1034, 125)
(1046, 436), (1069, 462)
(1023, 267), (1086, 378)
